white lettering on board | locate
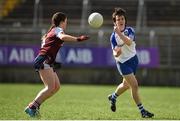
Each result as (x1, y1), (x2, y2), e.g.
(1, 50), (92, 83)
(9, 48), (34, 63)
(66, 49), (92, 64)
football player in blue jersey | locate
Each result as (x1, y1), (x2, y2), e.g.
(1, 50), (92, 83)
(108, 8), (154, 118)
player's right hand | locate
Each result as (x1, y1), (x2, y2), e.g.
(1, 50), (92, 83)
(77, 35), (89, 42)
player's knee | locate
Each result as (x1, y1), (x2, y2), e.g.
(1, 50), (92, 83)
(125, 85), (129, 90)
(55, 84), (60, 92)
(47, 85), (56, 94)
(122, 82), (129, 89)
(123, 83), (129, 89)
(46, 82), (60, 94)
(51, 84), (60, 94)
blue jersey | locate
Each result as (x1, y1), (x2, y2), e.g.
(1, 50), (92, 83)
(110, 26), (136, 63)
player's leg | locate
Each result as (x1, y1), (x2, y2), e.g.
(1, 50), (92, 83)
(108, 78), (129, 112)
(38, 71), (60, 99)
(34, 68), (57, 103)
(123, 73), (154, 118)
(115, 78), (129, 95)
(108, 61), (130, 112)
(51, 71), (61, 94)
(123, 74), (140, 104)
(25, 68), (56, 117)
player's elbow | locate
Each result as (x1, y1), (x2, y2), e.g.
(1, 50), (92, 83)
(125, 41), (132, 46)
(59, 34), (66, 40)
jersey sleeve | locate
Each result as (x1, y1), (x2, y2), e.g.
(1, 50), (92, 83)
(55, 27), (64, 38)
(127, 27), (135, 41)
(110, 32), (117, 49)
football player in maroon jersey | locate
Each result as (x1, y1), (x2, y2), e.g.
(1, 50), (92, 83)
(25, 12), (89, 117)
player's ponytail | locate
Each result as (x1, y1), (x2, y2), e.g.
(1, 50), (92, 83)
(42, 12), (67, 40)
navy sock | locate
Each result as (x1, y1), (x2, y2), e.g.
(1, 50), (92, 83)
(112, 93), (118, 100)
(137, 103), (145, 112)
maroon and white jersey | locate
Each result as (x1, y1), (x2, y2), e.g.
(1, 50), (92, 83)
(39, 27), (64, 64)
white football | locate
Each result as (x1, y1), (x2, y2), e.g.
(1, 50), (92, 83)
(88, 12), (103, 28)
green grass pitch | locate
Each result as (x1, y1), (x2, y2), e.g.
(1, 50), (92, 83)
(0, 84), (180, 120)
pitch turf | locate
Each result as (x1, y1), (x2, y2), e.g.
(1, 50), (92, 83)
(0, 84), (180, 120)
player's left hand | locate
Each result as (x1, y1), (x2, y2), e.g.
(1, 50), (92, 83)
(77, 35), (90, 42)
(113, 46), (121, 57)
(53, 62), (62, 69)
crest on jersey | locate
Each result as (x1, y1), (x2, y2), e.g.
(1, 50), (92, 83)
(124, 30), (128, 36)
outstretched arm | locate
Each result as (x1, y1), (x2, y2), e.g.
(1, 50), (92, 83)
(59, 33), (89, 42)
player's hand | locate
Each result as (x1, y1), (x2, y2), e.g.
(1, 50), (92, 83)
(53, 62), (62, 69)
(77, 35), (89, 42)
(113, 46), (121, 57)
(114, 26), (121, 34)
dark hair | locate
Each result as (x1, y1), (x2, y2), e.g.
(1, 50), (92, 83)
(112, 8), (127, 23)
(51, 12), (67, 27)
(42, 12), (67, 39)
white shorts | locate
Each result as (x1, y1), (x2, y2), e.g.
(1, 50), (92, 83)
(42, 62), (51, 69)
